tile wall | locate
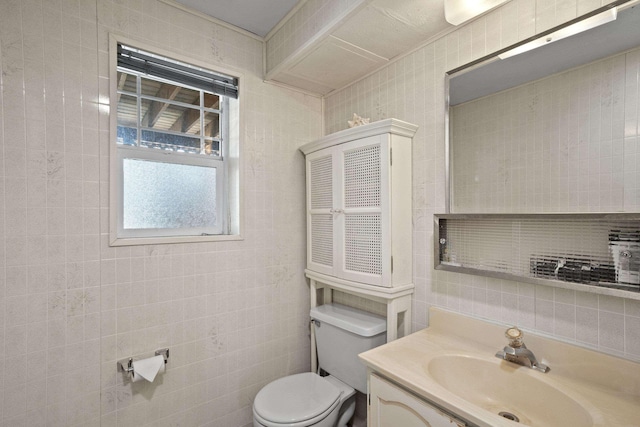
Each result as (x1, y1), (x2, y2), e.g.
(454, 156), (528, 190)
(324, 0), (640, 362)
(2, 0), (638, 426)
(0, 0), (322, 426)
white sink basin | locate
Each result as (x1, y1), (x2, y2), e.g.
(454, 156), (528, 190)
(426, 354), (593, 426)
(360, 309), (640, 426)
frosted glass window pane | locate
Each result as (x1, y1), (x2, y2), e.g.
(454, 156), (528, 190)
(123, 159), (217, 230)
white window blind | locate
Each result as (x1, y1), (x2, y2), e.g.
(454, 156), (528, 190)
(117, 44), (238, 99)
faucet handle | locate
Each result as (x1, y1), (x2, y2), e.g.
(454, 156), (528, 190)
(505, 327), (524, 347)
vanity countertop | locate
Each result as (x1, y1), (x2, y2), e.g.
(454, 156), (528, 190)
(359, 308), (640, 427)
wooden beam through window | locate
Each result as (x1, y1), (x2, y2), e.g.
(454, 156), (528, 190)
(117, 72), (128, 102)
(141, 83), (182, 128)
(169, 93), (219, 134)
(204, 117), (219, 138)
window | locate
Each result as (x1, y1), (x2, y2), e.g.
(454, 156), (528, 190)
(110, 39), (241, 244)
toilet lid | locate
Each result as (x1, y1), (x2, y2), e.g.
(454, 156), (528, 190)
(254, 373), (342, 424)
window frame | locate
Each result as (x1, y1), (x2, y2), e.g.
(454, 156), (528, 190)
(109, 35), (243, 246)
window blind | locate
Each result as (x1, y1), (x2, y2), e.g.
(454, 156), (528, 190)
(117, 44), (238, 99)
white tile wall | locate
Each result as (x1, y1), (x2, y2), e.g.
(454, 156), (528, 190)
(0, 0), (322, 426)
(3, 0), (639, 424)
(324, 0), (640, 362)
(332, 290), (386, 317)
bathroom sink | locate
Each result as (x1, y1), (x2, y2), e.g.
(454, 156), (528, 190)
(426, 355), (593, 426)
(360, 309), (640, 426)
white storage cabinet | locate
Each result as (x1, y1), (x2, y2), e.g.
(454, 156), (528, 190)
(301, 119), (415, 288)
(300, 119), (417, 346)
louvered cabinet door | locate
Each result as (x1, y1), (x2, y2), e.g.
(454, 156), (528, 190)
(337, 135), (390, 286)
(306, 150), (336, 276)
(302, 119), (415, 289)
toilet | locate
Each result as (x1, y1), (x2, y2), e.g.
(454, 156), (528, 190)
(253, 303), (386, 427)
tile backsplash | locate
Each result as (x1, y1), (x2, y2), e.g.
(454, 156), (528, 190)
(324, 0), (640, 362)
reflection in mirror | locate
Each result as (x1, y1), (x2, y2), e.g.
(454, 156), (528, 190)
(447, 0), (640, 214)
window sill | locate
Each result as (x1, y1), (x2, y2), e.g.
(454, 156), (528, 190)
(109, 233), (244, 247)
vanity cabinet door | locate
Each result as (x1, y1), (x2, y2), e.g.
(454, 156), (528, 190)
(369, 374), (468, 427)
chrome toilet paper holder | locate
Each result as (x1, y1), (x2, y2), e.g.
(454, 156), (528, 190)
(118, 348), (170, 374)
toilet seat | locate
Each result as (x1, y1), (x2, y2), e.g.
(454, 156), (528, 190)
(253, 373), (342, 426)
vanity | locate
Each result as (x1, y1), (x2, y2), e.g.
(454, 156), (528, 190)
(359, 308), (640, 426)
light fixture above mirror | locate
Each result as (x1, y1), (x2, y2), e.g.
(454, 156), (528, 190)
(444, 0), (511, 26)
(498, 7), (618, 60)
(448, 0), (640, 106)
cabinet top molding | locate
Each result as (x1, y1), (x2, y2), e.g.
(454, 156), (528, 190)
(299, 118), (418, 155)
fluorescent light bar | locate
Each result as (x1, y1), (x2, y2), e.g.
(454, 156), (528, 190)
(498, 8), (618, 60)
(445, 0), (510, 26)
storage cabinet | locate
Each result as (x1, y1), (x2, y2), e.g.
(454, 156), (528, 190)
(306, 135), (390, 285)
(301, 119), (417, 351)
(369, 373), (468, 427)
(301, 119), (416, 288)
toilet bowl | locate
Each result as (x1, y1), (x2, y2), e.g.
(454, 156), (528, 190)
(253, 373), (355, 427)
(252, 303), (386, 427)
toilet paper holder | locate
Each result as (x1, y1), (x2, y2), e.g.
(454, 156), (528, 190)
(118, 348), (170, 374)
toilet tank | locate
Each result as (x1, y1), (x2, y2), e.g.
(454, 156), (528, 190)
(310, 303), (386, 394)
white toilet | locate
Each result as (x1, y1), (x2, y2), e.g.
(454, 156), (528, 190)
(253, 303), (386, 427)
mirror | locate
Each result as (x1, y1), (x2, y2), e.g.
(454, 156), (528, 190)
(447, 0), (640, 214)
(443, 0), (640, 298)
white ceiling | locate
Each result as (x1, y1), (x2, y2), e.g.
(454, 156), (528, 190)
(174, 0), (301, 37)
(173, 0), (455, 95)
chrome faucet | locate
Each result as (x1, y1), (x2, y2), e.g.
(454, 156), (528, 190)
(495, 327), (549, 373)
